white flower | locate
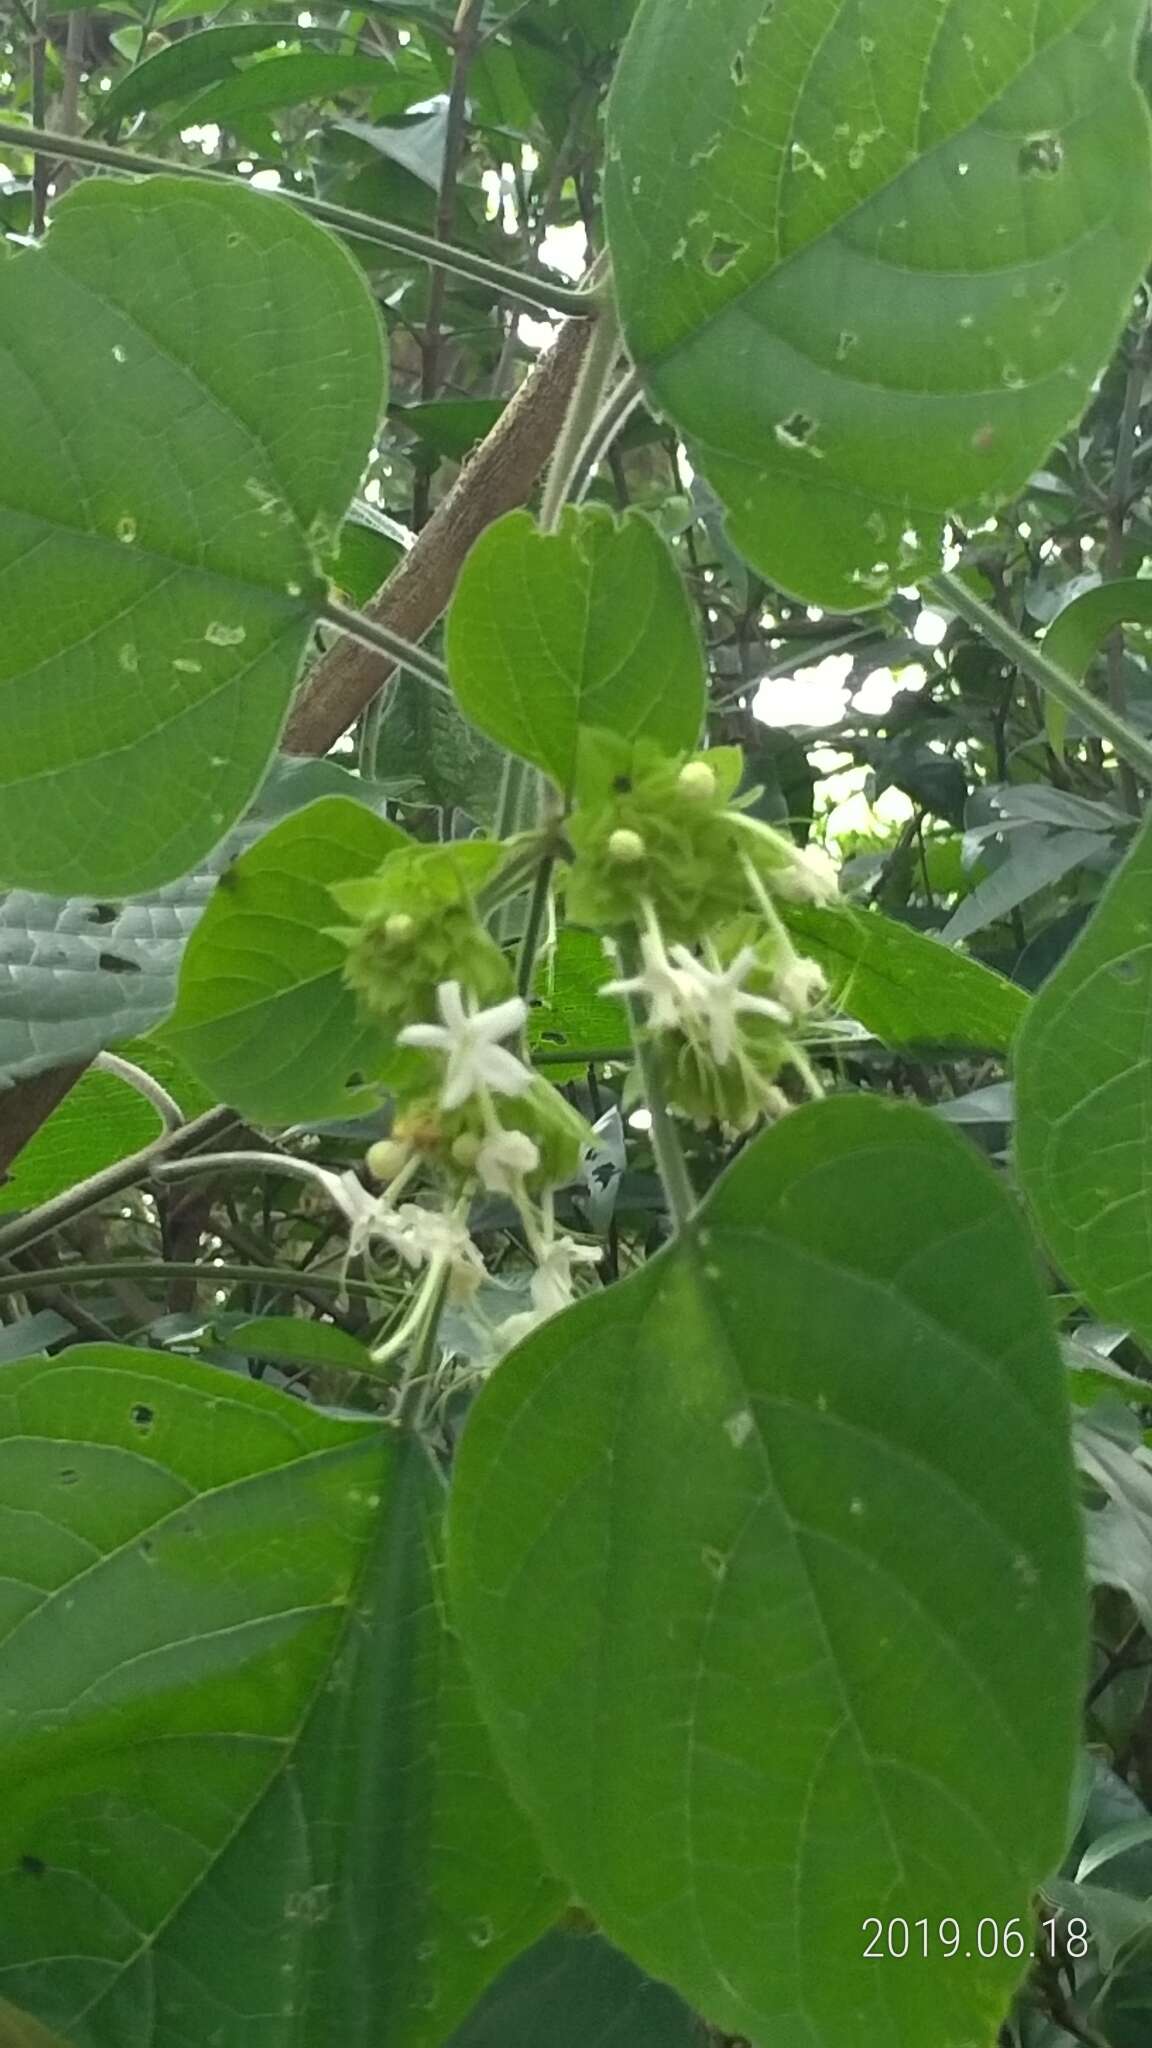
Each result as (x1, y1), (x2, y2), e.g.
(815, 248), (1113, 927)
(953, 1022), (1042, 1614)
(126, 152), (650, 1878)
(398, 980), (533, 1112)
(601, 932), (695, 1033)
(774, 955), (828, 1017)
(665, 946), (790, 1065)
(385, 1203), (487, 1304)
(769, 841), (840, 906)
(476, 1129), (540, 1194)
(530, 1235), (602, 1317)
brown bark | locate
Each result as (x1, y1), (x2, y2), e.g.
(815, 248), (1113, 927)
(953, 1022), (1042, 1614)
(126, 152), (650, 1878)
(284, 315), (592, 755)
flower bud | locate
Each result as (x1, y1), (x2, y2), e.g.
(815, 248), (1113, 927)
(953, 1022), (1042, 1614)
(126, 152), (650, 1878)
(385, 913), (416, 943)
(450, 1132), (482, 1171)
(607, 828), (646, 866)
(365, 1139), (408, 1183)
(677, 760), (717, 801)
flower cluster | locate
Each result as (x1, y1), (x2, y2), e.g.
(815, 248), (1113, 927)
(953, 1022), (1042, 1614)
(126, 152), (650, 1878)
(318, 728), (842, 1392)
(565, 733), (839, 1132)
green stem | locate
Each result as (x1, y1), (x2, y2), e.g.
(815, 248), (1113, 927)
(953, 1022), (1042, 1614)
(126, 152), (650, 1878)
(319, 597), (451, 696)
(572, 368), (643, 504)
(617, 932), (696, 1234)
(0, 1259), (384, 1303)
(516, 853), (556, 997)
(394, 1267), (450, 1432)
(538, 290), (623, 532)
(931, 569), (1152, 783)
(0, 121), (594, 318)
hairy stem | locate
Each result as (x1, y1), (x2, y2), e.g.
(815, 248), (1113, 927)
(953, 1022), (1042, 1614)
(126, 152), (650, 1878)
(539, 291), (624, 532)
(0, 121), (594, 317)
(0, 1259), (383, 1304)
(319, 597), (451, 695)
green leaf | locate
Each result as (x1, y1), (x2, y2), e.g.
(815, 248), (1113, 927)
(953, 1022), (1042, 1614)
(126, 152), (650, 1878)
(157, 54), (393, 138)
(395, 398), (506, 464)
(165, 796), (406, 1124)
(1042, 578), (1152, 754)
(226, 1314), (374, 1373)
(604, 0), (1152, 608)
(94, 22), (316, 127)
(0, 177), (385, 897)
(1016, 807), (1152, 1349)
(445, 507), (706, 793)
(447, 1927), (702, 2048)
(0, 1352), (557, 2045)
(783, 902), (1028, 1049)
(449, 1094), (1083, 2046)
(530, 929), (630, 1073)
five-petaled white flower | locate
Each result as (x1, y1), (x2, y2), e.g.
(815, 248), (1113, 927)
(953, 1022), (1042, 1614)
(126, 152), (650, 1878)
(602, 932), (693, 1034)
(398, 980), (533, 1111)
(604, 938), (789, 1067)
(667, 945), (791, 1064)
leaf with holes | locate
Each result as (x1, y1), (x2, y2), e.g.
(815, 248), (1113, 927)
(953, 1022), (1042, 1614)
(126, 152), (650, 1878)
(1016, 808), (1152, 1349)
(604, 0), (1152, 608)
(0, 177), (384, 897)
(445, 507), (705, 793)
(0, 1350), (558, 2047)
(165, 797), (407, 1124)
(449, 1095), (1083, 2048)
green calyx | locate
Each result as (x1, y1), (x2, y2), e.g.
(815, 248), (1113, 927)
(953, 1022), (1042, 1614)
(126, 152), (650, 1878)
(564, 731), (835, 941)
(332, 842), (511, 1025)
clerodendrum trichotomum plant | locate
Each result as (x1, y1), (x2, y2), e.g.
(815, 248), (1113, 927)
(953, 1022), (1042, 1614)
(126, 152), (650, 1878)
(7, 1), (1152, 2043)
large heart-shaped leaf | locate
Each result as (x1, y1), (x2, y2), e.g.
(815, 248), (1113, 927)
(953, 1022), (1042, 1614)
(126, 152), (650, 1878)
(1016, 807), (1152, 1349)
(165, 796), (406, 1124)
(0, 177), (385, 897)
(445, 507), (705, 793)
(604, 0), (1152, 608)
(0, 1350), (557, 2046)
(449, 1094), (1083, 2047)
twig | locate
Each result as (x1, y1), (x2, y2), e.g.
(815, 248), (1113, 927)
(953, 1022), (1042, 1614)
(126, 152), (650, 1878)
(92, 1052), (185, 1131)
(413, 0), (486, 527)
(0, 1106), (241, 1260)
(0, 121), (593, 317)
(318, 597), (451, 695)
(0, 1259), (383, 1304)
